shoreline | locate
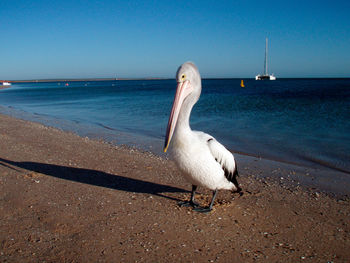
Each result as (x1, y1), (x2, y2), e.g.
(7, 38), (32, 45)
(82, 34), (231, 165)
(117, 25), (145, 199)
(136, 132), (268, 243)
(0, 113), (350, 262)
(1, 106), (349, 198)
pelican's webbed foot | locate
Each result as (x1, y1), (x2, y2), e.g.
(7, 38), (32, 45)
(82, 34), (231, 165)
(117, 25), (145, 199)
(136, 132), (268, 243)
(193, 206), (212, 213)
(178, 185), (199, 207)
(178, 200), (200, 208)
(192, 189), (218, 214)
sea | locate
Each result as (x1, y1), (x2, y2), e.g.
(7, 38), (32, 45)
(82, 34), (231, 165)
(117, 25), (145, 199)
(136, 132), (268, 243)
(1, 78), (349, 193)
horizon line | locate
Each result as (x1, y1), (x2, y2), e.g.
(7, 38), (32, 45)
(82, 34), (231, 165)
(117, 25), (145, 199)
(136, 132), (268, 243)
(4, 76), (350, 83)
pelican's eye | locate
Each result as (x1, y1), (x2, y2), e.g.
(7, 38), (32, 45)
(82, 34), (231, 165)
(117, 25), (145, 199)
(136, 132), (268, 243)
(181, 74), (186, 81)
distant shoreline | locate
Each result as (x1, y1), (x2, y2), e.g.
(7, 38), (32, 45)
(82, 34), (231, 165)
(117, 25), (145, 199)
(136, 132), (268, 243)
(3, 77), (350, 83)
(8, 77), (170, 83)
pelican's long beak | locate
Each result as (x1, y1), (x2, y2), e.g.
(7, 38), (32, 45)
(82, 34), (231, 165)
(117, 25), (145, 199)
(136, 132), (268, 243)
(164, 80), (193, 152)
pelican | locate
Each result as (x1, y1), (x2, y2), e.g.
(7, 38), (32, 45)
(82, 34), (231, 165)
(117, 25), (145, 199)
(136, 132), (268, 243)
(164, 62), (242, 213)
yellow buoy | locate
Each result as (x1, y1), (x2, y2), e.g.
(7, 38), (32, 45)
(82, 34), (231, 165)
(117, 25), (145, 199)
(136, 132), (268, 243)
(240, 79), (245, 88)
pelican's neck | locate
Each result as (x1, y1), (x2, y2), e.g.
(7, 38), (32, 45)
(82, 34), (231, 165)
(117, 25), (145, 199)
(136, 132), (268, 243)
(172, 72), (201, 143)
(174, 97), (195, 139)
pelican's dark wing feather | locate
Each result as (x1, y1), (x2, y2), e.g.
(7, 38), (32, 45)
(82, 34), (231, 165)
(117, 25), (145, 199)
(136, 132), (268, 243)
(206, 137), (239, 185)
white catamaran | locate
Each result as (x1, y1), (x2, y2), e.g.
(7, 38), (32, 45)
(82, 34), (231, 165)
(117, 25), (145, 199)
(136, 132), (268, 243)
(255, 38), (276, 80)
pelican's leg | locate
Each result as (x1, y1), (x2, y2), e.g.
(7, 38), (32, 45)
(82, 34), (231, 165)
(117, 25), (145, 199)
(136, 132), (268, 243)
(193, 189), (218, 213)
(178, 185), (199, 207)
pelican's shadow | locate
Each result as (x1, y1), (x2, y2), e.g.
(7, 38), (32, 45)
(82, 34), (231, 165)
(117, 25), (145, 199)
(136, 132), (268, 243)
(0, 157), (186, 201)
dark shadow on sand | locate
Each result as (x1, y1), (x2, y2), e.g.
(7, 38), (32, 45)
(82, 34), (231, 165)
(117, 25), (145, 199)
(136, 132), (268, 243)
(0, 157), (187, 201)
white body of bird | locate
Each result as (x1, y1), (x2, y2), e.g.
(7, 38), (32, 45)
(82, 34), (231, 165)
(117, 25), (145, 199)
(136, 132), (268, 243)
(170, 130), (237, 191)
(164, 62), (241, 212)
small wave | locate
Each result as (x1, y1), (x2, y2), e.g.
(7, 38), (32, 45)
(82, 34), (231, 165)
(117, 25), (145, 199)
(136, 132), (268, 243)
(295, 153), (350, 175)
(95, 122), (116, 131)
(227, 147), (350, 175)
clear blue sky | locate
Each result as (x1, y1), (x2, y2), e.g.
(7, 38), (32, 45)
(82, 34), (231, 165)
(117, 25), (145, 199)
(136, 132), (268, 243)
(1, 0), (349, 79)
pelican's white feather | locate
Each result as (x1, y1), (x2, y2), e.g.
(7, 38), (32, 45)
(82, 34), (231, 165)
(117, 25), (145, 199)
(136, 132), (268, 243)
(207, 137), (236, 176)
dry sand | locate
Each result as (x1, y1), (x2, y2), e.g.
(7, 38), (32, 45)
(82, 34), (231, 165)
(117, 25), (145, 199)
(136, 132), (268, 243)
(0, 113), (349, 262)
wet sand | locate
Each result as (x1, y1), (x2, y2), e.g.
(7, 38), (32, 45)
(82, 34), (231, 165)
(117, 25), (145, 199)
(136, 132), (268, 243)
(0, 113), (349, 262)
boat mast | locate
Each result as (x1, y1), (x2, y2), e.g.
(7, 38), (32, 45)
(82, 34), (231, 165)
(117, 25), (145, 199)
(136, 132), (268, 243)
(264, 37), (268, 75)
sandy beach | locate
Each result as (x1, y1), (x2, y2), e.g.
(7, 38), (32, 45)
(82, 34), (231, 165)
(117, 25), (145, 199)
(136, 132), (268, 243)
(0, 113), (349, 262)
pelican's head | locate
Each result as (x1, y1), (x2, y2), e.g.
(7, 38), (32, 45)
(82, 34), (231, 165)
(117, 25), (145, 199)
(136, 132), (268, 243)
(164, 62), (202, 152)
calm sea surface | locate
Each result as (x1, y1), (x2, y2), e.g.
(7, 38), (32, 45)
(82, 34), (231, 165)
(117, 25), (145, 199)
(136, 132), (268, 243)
(1, 78), (349, 175)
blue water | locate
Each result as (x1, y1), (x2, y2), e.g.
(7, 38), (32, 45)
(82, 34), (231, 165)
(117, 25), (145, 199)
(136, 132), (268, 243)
(1, 79), (349, 175)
